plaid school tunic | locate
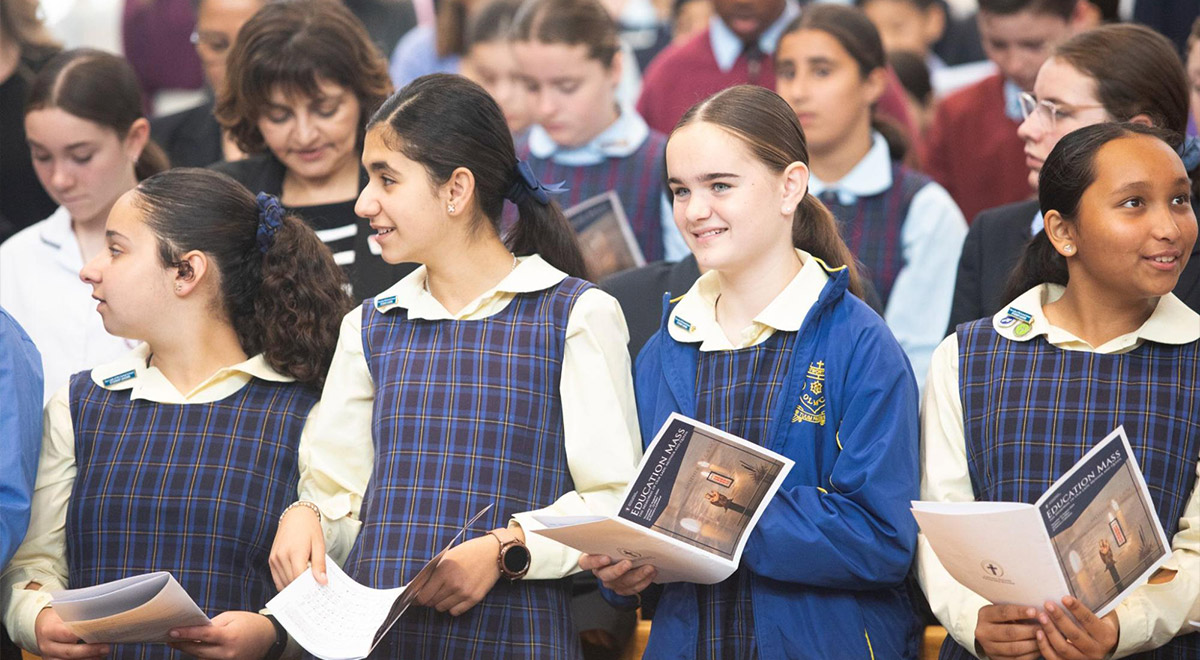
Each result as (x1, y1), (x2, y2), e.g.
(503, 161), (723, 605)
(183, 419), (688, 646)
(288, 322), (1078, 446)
(819, 163), (929, 311)
(343, 278), (592, 659)
(937, 319), (1200, 660)
(66, 372), (317, 660)
(516, 132), (668, 262)
(691, 330), (797, 660)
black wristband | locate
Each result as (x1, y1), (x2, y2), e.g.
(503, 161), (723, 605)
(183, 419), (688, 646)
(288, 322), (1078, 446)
(262, 614), (288, 660)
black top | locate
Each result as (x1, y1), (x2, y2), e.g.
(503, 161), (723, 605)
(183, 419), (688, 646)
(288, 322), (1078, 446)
(150, 97), (223, 169)
(600, 255), (701, 358)
(344, 0), (418, 59)
(0, 47), (59, 241)
(211, 153), (414, 301)
(949, 198), (1200, 334)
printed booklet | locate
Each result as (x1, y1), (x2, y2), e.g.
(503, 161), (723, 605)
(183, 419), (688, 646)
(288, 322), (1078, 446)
(266, 505), (492, 660)
(563, 191), (645, 279)
(530, 413), (793, 584)
(913, 426), (1170, 617)
(49, 572), (210, 643)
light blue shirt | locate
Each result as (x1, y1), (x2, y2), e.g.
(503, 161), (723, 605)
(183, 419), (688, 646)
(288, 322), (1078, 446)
(708, 0), (801, 72)
(0, 306), (43, 567)
(389, 25), (460, 89)
(808, 132), (968, 390)
(1003, 78), (1024, 123)
(528, 107), (689, 261)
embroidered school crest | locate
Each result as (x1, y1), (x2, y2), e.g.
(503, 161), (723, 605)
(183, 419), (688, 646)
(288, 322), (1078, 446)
(792, 360), (826, 425)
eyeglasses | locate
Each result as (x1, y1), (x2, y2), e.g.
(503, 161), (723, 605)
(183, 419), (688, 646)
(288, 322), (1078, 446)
(1018, 91), (1106, 132)
(190, 31), (232, 55)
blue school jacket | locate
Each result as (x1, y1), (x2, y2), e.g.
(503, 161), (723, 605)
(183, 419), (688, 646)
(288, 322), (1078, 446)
(633, 266), (922, 659)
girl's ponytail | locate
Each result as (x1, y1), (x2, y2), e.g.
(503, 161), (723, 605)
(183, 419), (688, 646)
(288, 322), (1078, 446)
(503, 162), (588, 279)
(135, 140), (170, 180)
(134, 169), (351, 387)
(794, 193), (867, 301)
(254, 202), (352, 386)
(1001, 231), (1067, 304)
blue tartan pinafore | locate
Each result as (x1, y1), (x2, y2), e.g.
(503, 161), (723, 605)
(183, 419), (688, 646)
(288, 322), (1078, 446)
(819, 163), (929, 311)
(342, 278), (592, 658)
(516, 132), (668, 262)
(937, 319), (1200, 660)
(692, 330), (797, 660)
(67, 372), (317, 659)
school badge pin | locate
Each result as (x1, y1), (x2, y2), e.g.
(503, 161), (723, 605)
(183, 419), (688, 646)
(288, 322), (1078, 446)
(792, 361), (826, 426)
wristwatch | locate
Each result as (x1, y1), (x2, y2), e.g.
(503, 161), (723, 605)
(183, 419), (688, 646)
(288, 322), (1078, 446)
(488, 531), (531, 580)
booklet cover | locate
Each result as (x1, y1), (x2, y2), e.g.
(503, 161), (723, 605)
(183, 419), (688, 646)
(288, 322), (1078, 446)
(913, 426), (1170, 617)
(267, 505), (492, 660)
(531, 413), (793, 584)
(563, 190), (646, 279)
(49, 572), (210, 644)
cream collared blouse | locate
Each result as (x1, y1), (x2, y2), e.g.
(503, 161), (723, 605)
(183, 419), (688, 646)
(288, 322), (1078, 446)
(0, 345), (309, 652)
(918, 284), (1200, 658)
(297, 255), (643, 581)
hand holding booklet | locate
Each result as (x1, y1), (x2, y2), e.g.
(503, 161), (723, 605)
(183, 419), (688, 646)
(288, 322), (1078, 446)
(266, 505), (492, 660)
(914, 426), (1171, 617)
(49, 572), (209, 644)
(530, 413), (793, 584)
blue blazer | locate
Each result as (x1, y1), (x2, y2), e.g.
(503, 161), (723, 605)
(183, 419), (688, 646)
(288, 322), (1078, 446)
(633, 265), (922, 659)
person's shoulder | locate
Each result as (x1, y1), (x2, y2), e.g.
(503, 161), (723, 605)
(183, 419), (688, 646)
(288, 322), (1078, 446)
(935, 73), (1004, 117)
(971, 199), (1039, 233)
(601, 257), (698, 300)
(150, 101), (214, 139)
(642, 29), (711, 80)
(208, 153), (280, 190)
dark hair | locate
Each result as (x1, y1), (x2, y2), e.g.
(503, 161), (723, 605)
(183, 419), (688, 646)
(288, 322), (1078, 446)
(466, 0), (523, 51)
(26, 49), (169, 179)
(779, 4), (909, 160)
(977, 0), (1076, 19)
(889, 50), (933, 105)
(1054, 24), (1189, 137)
(512, 0), (621, 67)
(1003, 123), (1178, 300)
(215, 0), (393, 154)
(132, 168), (352, 386)
(855, 0), (938, 9)
(673, 85), (868, 300)
(368, 74), (587, 278)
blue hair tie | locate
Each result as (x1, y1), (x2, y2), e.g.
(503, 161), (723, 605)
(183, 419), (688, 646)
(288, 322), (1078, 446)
(255, 192), (284, 255)
(1179, 135), (1200, 172)
(504, 160), (568, 206)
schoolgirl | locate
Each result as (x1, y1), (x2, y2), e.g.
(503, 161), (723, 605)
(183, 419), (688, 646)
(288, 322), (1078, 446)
(919, 123), (1200, 659)
(0, 168), (351, 659)
(0, 49), (168, 402)
(583, 84), (922, 659)
(459, 0), (532, 136)
(774, 3), (966, 388)
(510, 0), (687, 263)
(270, 74), (642, 658)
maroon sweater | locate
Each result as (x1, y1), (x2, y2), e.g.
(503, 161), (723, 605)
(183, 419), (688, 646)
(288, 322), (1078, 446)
(637, 28), (916, 144)
(924, 74), (1034, 223)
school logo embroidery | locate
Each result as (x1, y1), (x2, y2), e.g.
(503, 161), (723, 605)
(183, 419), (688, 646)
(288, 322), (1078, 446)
(792, 360), (826, 426)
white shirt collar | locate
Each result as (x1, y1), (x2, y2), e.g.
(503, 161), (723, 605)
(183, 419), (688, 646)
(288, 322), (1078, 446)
(527, 106), (651, 166)
(667, 248), (830, 350)
(90, 343), (293, 402)
(807, 132), (892, 204)
(373, 254), (568, 320)
(992, 284), (1200, 352)
(708, 0), (801, 72)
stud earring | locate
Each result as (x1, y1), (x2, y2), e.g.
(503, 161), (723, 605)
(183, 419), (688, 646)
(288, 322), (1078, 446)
(447, 202), (456, 214)
(175, 284), (182, 293)
(1063, 244), (1074, 254)
(782, 207), (793, 215)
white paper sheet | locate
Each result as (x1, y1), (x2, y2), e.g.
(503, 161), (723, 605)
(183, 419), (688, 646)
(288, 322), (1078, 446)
(50, 572), (210, 643)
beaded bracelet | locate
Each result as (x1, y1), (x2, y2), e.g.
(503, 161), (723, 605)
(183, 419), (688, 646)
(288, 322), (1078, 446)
(279, 500), (321, 524)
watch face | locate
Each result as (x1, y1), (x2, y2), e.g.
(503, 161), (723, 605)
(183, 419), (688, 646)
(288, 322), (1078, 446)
(502, 544), (531, 574)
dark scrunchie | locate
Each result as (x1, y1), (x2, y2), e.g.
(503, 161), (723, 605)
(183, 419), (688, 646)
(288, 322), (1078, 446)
(504, 160), (568, 206)
(256, 192), (284, 255)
